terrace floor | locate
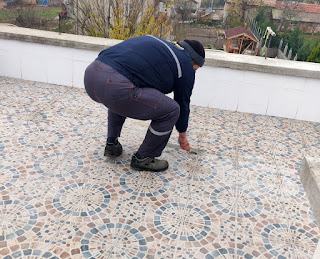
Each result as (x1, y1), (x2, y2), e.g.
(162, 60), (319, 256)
(0, 76), (319, 258)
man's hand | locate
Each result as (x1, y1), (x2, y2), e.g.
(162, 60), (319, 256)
(178, 132), (191, 151)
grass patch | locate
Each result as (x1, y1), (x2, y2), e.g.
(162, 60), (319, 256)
(0, 7), (61, 21)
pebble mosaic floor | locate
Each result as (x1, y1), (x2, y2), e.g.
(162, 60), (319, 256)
(0, 76), (319, 258)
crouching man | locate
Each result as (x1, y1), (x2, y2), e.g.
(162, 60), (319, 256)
(84, 35), (205, 172)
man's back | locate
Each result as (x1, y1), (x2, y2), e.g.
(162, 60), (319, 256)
(96, 35), (193, 94)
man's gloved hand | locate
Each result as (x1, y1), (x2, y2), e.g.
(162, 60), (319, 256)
(178, 132), (191, 151)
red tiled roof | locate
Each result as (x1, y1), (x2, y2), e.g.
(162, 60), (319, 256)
(276, 1), (320, 14)
(225, 26), (258, 41)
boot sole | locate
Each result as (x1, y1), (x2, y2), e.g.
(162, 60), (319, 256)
(104, 150), (122, 157)
(130, 163), (168, 172)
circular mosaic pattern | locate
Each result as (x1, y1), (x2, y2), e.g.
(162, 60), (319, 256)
(73, 123), (108, 139)
(154, 203), (211, 241)
(0, 83), (23, 92)
(81, 223), (147, 258)
(0, 141), (4, 152)
(18, 130), (63, 149)
(286, 131), (320, 147)
(53, 183), (110, 216)
(173, 157), (217, 181)
(187, 128), (221, 144)
(92, 144), (136, 165)
(294, 161), (302, 173)
(308, 207), (317, 225)
(44, 91), (76, 103)
(313, 123), (320, 133)
(216, 147), (258, 168)
(120, 171), (169, 197)
(0, 96), (34, 107)
(206, 248), (253, 259)
(57, 106), (93, 119)
(193, 106), (224, 119)
(4, 249), (58, 259)
(210, 186), (263, 218)
(252, 114), (284, 128)
(254, 139), (292, 157)
(0, 165), (20, 191)
(262, 224), (318, 258)
(0, 200), (38, 241)
(221, 121), (255, 135)
(7, 111), (47, 125)
(34, 153), (83, 178)
(257, 172), (304, 199)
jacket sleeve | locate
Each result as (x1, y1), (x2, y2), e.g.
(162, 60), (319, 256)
(174, 68), (195, 133)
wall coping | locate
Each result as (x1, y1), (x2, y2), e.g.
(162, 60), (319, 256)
(1, 23), (320, 79)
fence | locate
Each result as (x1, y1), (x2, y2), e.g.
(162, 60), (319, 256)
(249, 18), (297, 61)
(278, 38), (298, 61)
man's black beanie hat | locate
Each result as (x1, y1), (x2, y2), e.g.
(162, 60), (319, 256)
(180, 40), (205, 67)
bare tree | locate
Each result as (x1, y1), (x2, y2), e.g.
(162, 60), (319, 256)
(276, 0), (302, 31)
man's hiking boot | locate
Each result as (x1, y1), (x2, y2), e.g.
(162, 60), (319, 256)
(130, 154), (169, 172)
(104, 142), (123, 157)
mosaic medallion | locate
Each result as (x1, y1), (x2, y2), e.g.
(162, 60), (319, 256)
(120, 171), (169, 197)
(0, 165), (20, 191)
(0, 96), (34, 107)
(254, 139), (292, 157)
(7, 111), (47, 125)
(173, 157), (217, 181)
(206, 248), (253, 259)
(73, 123), (108, 139)
(80, 223), (147, 258)
(44, 91), (76, 103)
(0, 200), (38, 241)
(0, 141), (4, 152)
(309, 207), (317, 225)
(57, 106), (93, 119)
(294, 161), (301, 173)
(0, 82), (22, 92)
(216, 147), (258, 168)
(252, 114), (284, 128)
(286, 131), (320, 147)
(53, 183), (110, 216)
(257, 172), (304, 199)
(154, 203), (211, 241)
(221, 121), (255, 135)
(18, 130), (63, 148)
(262, 224), (318, 257)
(4, 249), (58, 259)
(34, 153), (83, 177)
(187, 128), (221, 144)
(193, 106), (224, 119)
(313, 123), (320, 133)
(210, 186), (263, 218)
(92, 144), (135, 165)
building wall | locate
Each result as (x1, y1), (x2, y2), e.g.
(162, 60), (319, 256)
(0, 27), (320, 123)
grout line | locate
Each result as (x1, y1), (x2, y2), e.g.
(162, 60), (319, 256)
(264, 115), (298, 259)
(106, 172), (149, 259)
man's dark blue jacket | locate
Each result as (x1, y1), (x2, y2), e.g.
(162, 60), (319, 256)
(96, 35), (196, 133)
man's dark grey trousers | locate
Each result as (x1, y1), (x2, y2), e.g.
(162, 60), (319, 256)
(84, 60), (180, 158)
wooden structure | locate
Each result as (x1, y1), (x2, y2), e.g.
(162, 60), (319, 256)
(225, 26), (258, 55)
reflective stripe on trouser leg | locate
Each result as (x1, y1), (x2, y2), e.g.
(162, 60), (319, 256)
(137, 128), (173, 158)
(108, 110), (126, 138)
(138, 106), (179, 158)
(148, 125), (172, 136)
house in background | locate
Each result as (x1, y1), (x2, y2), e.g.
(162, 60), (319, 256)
(272, 2), (320, 34)
(225, 25), (258, 55)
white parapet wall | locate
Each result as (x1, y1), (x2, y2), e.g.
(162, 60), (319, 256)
(1, 24), (320, 122)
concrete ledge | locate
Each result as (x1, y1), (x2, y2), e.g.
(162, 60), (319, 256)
(300, 157), (320, 229)
(206, 51), (320, 80)
(0, 23), (122, 52)
(1, 24), (320, 79)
